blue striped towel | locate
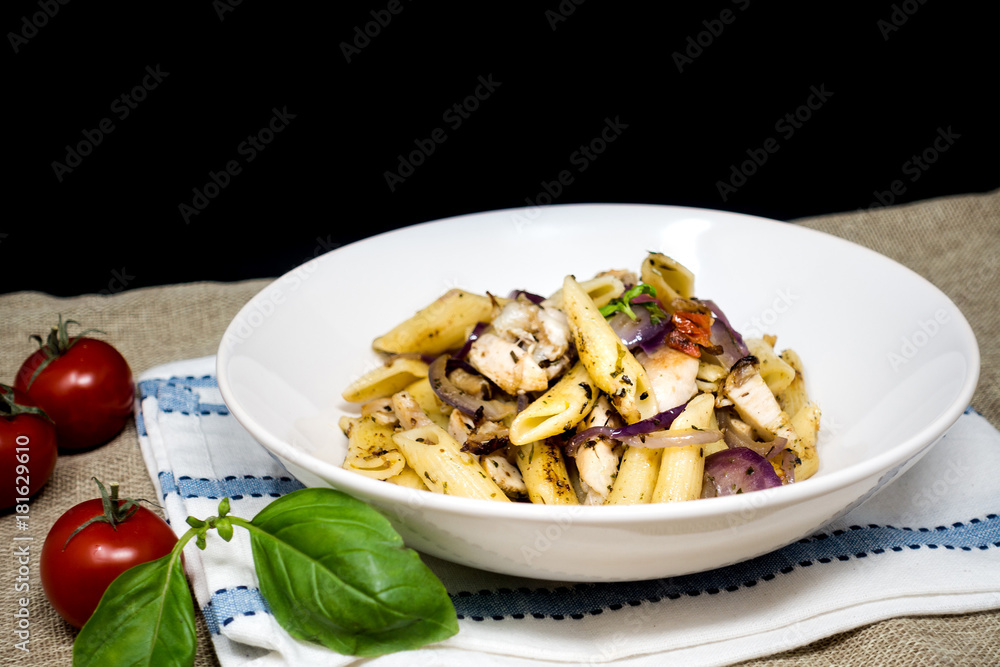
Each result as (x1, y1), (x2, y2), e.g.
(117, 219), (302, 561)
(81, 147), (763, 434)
(136, 356), (1000, 666)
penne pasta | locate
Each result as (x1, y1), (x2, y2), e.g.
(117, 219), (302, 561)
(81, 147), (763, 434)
(509, 362), (599, 446)
(789, 401), (821, 481)
(340, 415), (407, 481)
(746, 337), (796, 396)
(562, 275), (658, 424)
(373, 289), (494, 356)
(392, 424), (511, 502)
(640, 252), (695, 309)
(386, 466), (430, 490)
(342, 356), (429, 404)
(651, 393), (719, 503)
(543, 274), (625, 310)
(776, 348), (810, 418)
(605, 447), (660, 505)
(402, 377), (452, 429)
(515, 440), (580, 505)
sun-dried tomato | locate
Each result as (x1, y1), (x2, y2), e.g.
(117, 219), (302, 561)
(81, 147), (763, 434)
(666, 310), (715, 357)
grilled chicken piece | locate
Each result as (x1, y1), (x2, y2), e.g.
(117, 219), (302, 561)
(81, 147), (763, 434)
(636, 345), (700, 412)
(574, 396), (623, 504)
(391, 390), (433, 430)
(722, 356), (797, 443)
(486, 300), (573, 381)
(467, 332), (549, 395)
(481, 451), (528, 500)
(361, 397), (398, 427)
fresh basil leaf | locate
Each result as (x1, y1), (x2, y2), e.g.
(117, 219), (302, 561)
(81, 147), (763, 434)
(73, 552), (195, 667)
(248, 488), (458, 656)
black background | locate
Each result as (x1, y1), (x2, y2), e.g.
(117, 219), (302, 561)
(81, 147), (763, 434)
(6, 2), (997, 297)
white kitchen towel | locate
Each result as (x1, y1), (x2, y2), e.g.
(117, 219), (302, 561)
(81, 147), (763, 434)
(136, 356), (1000, 667)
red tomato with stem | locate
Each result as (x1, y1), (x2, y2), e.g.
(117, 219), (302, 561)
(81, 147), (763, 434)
(40, 479), (179, 628)
(1, 385), (58, 510)
(15, 316), (134, 450)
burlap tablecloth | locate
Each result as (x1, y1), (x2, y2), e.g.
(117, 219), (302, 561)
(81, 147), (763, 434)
(2, 189), (998, 666)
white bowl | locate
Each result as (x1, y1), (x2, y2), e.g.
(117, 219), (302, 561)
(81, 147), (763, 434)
(216, 204), (979, 582)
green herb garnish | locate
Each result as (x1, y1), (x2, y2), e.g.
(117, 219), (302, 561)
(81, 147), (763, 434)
(599, 284), (668, 324)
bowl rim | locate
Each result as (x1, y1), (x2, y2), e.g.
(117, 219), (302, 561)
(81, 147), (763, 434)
(216, 202), (981, 526)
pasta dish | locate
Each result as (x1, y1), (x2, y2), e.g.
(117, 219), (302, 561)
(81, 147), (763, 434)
(338, 252), (820, 505)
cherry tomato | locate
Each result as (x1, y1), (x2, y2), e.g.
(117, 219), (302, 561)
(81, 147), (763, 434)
(40, 480), (178, 628)
(15, 316), (134, 450)
(1, 385), (58, 510)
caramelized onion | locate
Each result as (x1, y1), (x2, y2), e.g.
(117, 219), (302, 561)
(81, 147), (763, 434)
(619, 428), (723, 449)
(427, 355), (513, 421)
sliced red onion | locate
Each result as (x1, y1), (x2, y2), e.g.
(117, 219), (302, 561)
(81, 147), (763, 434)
(619, 428), (723, 449)
(427, 354), (513, 421)
(718, 410), (787, 459)
(696, 299), (749, 368)
(606, 307), (669, 352)
(779, 448), (797, 484)
(566, 401), (688, 456)
(701, 447), (782, 497)
(455, 321), (490, 360)
(508, 290), (545, 304)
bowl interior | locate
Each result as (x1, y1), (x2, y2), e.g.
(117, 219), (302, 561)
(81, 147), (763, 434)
(217, 204), (979, 526)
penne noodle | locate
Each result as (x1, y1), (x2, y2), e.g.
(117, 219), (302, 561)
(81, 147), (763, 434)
(776, 348), (810, 418)
(745, 338), (796, 396)
(562, 275), (658, 424)
(392, 424), (511, 502)
(373, 289), (494, 356)
(509, 362), (599, 446)
(543, 274), (625, 311)
(340, 415), (407, 481)
(789, 401), (821, 481)
(515, 441), (580, 505)
(402, 377), (452, 429)
(651, 393), (719, 503)
(342, 356), (429, 404)
(605, 447), (660, 505)
(640, 252), (695, 308)
(386, 466), (430, 490)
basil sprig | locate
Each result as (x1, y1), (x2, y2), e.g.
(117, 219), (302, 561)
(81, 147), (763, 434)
(599, 284), (668, 323)
(72, 489), (459, 666)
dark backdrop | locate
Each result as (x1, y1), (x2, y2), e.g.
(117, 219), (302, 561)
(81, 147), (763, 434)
(6, 2), (997, 296)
